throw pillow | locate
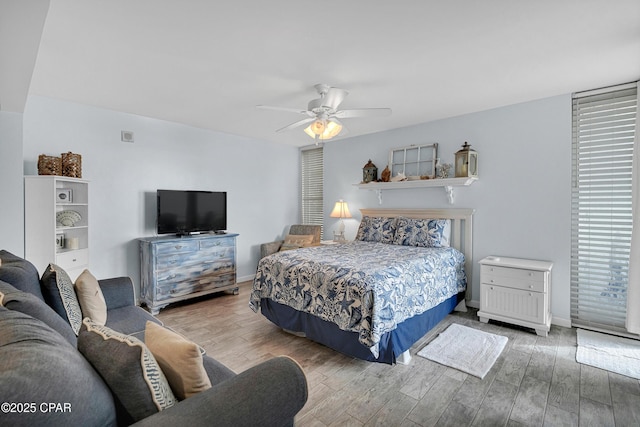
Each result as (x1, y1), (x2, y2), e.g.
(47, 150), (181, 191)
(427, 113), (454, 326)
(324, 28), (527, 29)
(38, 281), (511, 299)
(279, 234), (315, 252)
(74, 269), (107, 325)
(40, 264), (83, 335)
(393, 217), (451, 248)
(77, 318), (176, 421)
(145, 321), (212, 400)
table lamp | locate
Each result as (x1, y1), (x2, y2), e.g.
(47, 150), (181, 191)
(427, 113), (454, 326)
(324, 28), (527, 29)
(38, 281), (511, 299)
(329, 200), (352, 242)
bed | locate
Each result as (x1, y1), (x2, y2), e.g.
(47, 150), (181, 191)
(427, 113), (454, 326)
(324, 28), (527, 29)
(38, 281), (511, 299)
(250, 208), (474, 364)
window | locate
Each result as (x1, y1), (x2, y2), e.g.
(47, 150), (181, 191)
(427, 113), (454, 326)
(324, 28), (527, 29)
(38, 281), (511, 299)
(571, 83), (637, 333)
(301, 146), (323, 236)
(389, 143), (438, 178)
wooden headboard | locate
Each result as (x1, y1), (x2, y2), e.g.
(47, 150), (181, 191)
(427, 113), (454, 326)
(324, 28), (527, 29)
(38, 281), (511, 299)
(360, 208), (475, 301)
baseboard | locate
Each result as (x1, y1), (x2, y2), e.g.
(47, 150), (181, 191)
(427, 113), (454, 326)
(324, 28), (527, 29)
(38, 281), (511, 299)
(466, 299), (480, 309)
(237, 274), (255, 284)
(551, 316), (572, 328)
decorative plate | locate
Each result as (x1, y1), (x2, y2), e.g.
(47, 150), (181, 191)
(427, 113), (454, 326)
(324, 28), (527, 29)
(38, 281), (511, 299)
(56, 210), (82, 227)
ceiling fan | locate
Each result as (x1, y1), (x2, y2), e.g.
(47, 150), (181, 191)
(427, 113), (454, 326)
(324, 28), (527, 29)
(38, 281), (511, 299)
(257, 84), (392, 141)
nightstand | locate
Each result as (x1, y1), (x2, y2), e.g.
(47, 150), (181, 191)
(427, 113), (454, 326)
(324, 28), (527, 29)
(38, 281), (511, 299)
(477, 256), (553, 337)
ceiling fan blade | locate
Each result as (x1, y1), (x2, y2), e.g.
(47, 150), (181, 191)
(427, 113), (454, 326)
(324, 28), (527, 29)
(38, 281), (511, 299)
(321, 87), (349, 110)
(256, 105), (313, 116)
(275, 117), (316, 133)
(333, 108), (392, 119)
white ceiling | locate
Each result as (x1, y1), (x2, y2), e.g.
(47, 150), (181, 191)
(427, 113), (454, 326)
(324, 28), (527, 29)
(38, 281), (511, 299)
(15, 0), (640, 146)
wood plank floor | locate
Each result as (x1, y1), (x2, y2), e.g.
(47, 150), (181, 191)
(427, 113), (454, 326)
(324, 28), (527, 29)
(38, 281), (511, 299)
(156, 282), (640, 427)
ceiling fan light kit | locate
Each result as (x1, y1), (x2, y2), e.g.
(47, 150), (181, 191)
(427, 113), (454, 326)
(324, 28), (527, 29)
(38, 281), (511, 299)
(304, 119), (342, 140)
(257, 83), (391, 141)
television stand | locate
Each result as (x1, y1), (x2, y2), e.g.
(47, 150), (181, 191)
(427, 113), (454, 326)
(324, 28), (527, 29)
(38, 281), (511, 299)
(138, 233), (239, 314)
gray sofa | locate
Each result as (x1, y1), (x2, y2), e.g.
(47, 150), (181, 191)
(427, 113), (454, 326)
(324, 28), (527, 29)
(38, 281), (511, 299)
(0, 250), (307, 426)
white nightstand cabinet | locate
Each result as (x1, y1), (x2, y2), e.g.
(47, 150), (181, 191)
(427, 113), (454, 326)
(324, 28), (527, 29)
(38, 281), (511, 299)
(477, 256), (553, 337)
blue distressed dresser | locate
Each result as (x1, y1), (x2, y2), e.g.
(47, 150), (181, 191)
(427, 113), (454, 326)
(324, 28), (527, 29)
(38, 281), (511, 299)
(139, 233), (238, 314)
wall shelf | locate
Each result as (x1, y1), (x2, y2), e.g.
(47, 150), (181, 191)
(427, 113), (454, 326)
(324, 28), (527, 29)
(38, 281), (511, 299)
(354, 177), (478, 204)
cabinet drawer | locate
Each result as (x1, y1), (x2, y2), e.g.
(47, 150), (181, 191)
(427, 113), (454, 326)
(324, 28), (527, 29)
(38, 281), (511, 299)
(155, 248), (233, 271)
(56, 249), (89, 270)
(481, 265), (546, 292)
(480, 283), (546, 325)
(155, 241), (199, 256)
(200, 237), (233, 250)
(156, 270), (236, 301)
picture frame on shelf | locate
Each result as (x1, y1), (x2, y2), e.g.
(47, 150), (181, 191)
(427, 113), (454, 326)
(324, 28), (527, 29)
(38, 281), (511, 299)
(56, 188), (73, 203)
(55, 233), (65, 249)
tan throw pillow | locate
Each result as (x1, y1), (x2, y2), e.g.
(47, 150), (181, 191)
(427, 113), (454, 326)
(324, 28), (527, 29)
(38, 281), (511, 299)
(74, 269), (107, 325)
(145, 321), (212, 400)
(279, 234), (315, 252)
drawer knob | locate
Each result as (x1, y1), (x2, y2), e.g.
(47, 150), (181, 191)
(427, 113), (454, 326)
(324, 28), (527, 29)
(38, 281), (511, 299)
(529, 285), (533, 289)
(490, 279), (495, 283)
(72, 258), (77, 262)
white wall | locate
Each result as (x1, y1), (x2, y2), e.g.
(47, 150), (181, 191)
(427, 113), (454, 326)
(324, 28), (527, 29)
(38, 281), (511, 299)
(22, 96), (300, 296)
(323, 94), (572, 325)
(0, 111), (26, 255)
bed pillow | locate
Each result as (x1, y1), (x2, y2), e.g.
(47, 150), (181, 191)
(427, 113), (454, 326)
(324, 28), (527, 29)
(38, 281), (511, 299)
(145, 321), (212, 400)
(393, 217), (451, 248)
(279, 234), (314, 251)
(75, 269), (107, 325)
(77, 318), (176, 421)
(355, 216), (397, 244)
(40, 264), (83, 335)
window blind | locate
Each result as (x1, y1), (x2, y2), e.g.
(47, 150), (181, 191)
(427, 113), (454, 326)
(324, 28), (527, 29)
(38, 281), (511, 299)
(571, 83), (637, 332)
(301, 147), (324, 235)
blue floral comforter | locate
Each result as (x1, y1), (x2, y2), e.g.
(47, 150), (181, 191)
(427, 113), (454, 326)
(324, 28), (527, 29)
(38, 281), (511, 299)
(250, 241), (466, 357)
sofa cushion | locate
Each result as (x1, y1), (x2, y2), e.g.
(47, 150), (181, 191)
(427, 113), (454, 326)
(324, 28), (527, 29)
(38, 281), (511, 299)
(78, 318), (176, 422)
(0, 306), (116, 426)
(145, 321), (212, 400)
(0, 280), (77, 346)
(0, 250), (45, 300)
(106, 305), (162, 336)
(40, 264), (83, 335)
(75, 269), (107, 325)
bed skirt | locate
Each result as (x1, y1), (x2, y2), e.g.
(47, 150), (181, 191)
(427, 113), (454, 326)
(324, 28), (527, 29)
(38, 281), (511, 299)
(260, 292), (464, 364)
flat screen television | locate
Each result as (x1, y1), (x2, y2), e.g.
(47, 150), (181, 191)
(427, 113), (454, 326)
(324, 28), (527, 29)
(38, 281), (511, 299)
(157, 189), (227, 235)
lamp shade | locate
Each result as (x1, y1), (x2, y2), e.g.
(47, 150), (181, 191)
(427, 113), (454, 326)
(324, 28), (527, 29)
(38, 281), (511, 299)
(329, 200), (352, 218)
(304, 119), (343, 140)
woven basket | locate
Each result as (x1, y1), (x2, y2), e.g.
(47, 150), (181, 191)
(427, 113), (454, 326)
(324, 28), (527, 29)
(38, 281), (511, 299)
(37, 155), (62, 176)
(61, 152), (82, 178)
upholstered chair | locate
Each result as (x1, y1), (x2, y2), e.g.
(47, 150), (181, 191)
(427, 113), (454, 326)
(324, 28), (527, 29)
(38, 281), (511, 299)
(260, 224), (322, 259)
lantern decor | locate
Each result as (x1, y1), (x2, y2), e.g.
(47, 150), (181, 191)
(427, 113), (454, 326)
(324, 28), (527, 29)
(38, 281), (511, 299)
(454, 142), (478, 178)
(362, 159), (378, 183)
